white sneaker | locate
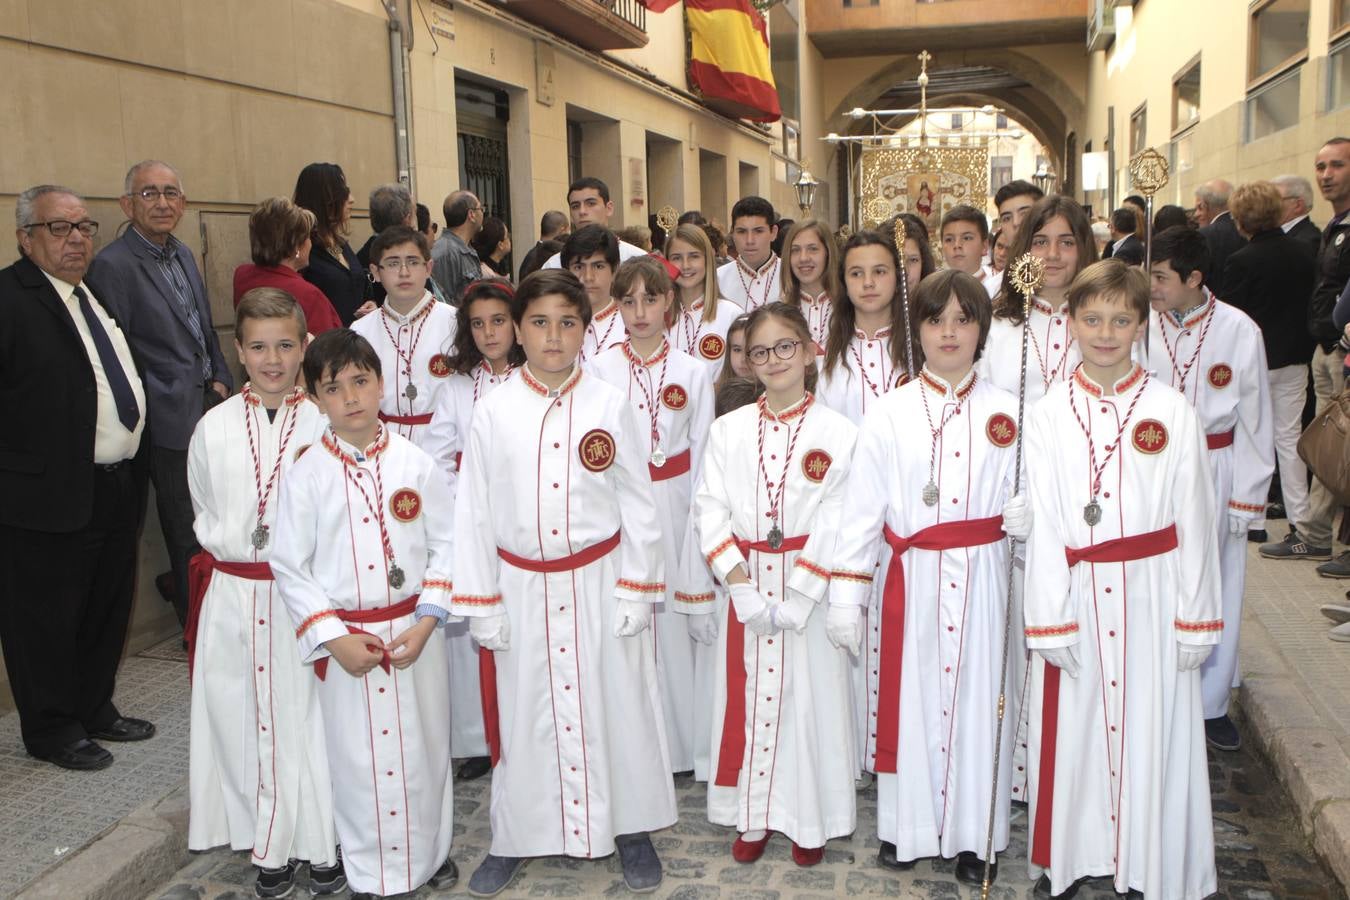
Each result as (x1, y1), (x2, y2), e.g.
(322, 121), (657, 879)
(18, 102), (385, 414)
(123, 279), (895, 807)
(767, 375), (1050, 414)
(1330, 621), (1350, 642)
(1320, 603), (1350, 624)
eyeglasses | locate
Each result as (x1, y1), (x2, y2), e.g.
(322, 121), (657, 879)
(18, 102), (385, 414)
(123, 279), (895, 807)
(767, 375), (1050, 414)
(377, 256), (429, 272)
(747, 338), (803, 365)
(131, 187), (183, 202)
(25, 220), (99, 238)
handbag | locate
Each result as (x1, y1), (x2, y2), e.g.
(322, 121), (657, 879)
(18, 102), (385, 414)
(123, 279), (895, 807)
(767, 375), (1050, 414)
(1298, 386), (1350, 506)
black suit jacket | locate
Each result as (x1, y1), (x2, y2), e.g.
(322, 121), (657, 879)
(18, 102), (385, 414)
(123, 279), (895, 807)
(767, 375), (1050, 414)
(1220, 228), (1317, 369)
(0, 256), (148, 532)
(303, 241), (370, 326)
(1200, 212), (1247, 290)
(1287, 216), (1321, 253)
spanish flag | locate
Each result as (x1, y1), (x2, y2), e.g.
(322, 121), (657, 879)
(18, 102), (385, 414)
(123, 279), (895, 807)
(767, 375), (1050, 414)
(638, 0), (681, 10)
(686, 0), (781, 122)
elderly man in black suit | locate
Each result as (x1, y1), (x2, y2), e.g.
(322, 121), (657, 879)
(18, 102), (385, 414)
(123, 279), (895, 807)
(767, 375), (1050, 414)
(1273, 174), (1322, 251)
(1196, 178), (1248, 290)
(90, 161), (232, 629)
(0, 185), (157, 770)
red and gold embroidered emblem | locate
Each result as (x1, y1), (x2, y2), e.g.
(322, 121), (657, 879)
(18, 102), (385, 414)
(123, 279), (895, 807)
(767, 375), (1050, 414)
(1132, 419), (1168, 455)
(1207, 363), (1233, 389)
(801, 449), (832, 483)
(389, 487), (422, 522)
(986, 412), (1017, 448)
(428, 354), (451, 378)
(698, 333), (725, 360)
(294, 444), (311, 461)
(662, 384), (688, 410)
(579, 429), (616, 472)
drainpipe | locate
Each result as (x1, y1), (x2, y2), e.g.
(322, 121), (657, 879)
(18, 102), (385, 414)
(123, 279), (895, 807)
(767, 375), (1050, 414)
(385, 3), (412, 191)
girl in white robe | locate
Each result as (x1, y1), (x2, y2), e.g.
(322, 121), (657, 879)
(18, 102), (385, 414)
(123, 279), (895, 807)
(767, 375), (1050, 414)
(694, 301), (857, 866)
(666, 223), (743, 378)
(779, 219), (843, 353)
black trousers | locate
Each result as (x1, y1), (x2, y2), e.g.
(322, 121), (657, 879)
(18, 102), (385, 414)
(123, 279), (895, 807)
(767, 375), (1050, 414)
(150, 445), (198, 627)
(0, 464), (138, 755)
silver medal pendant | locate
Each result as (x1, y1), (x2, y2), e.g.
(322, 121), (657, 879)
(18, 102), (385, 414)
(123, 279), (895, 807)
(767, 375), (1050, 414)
(251, 524), (269, 550)
(767, 524), (783, 550)
(650, 446), (666, 468)
(922, 480), (940, 507)
(1084, 500), (1102, 526)
(404, 383), (418, 401)
(388, 563), (405, 589)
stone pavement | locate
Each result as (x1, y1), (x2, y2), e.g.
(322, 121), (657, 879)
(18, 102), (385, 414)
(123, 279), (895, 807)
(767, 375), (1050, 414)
(3, 543), (1349, 899)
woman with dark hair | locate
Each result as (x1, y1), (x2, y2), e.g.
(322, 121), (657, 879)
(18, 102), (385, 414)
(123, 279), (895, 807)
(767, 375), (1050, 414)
(292, 162), (371, 325)
(472, 217), (512, 278)
(1153, 203), (1193, 233)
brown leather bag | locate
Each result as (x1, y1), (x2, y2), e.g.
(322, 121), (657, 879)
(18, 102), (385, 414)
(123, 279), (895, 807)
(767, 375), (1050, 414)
(1298, 387), (1350, 506)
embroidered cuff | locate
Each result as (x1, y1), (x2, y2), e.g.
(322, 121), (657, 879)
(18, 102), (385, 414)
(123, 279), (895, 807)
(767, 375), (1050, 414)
(674, 590), (716, 604)
(793, 557), (830, 581)
(1228, 500), (1264, 515)
(1175, 617), (1223, 634)
(705, 536), (746, 583)
(831, 568), (874, 584)
(616, 578), (666, 604)
(1025, 622), (1080, 648)
(451, 592), (503, 617)
(295, 608), (340, 639)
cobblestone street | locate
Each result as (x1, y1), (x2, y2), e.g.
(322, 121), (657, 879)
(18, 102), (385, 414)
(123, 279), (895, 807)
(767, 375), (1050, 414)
(151, 719), (1341, 900)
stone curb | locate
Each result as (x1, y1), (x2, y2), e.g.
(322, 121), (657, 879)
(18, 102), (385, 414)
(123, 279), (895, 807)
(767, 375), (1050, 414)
(1235, 613), (1350, 891)
(15, 781), (189, 900)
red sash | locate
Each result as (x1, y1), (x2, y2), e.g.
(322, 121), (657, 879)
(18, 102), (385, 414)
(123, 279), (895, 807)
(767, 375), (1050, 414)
(480, 531), (622, 768)
(313, 595), (419, 681)
(713, 533), (809, 788)
(649, 447), (691, 482)
(495, 531), (621, 573)
(186, 550), (273, 680)
(1032, 522), (1178, 869)
(1205, 429), (1234, 450)
(873, 517), (1005, 773)
(378, 411), (433, 426)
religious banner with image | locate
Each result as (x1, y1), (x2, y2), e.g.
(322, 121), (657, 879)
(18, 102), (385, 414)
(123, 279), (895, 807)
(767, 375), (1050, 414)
(859, 145), (989, 239)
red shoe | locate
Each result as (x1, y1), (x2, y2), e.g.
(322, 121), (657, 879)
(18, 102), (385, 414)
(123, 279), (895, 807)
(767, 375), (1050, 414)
(731, 832), (771, 863)
(790, 841), (823, 867)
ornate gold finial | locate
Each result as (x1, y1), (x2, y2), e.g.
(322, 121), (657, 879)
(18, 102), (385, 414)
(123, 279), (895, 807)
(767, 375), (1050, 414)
(655, 205), (679, 232)
(865, 197), (891, 223)
(893, 215), (908, 259)
(1128, 148), (1170, 198)
(837, 223), (853, 240)
(1009, 253), (1046, 298)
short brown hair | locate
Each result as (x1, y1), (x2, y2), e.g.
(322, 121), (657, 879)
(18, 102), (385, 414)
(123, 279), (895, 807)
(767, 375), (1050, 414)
(611, 255), (672, 302)
(512, 269), (591, 327)
(911, 269), (993, 364)
(250, 197), (315, 267)
(1067, 259), (1149, 321)
(1230, 181), (1284, 236)
(235, 287), (307, 339)
(743, 301), (819, 394)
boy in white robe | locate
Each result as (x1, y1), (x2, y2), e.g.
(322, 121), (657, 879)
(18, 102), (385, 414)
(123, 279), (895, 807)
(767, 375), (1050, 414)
(562, 225), (627, 360)
(452, 269), (676, 896)
(186, 289), (339, 898)
(351, 226), (458, 448)
(272, 329), (458, 899)
(716, 197), (782, 311)
(1023, 260), (1220, 900)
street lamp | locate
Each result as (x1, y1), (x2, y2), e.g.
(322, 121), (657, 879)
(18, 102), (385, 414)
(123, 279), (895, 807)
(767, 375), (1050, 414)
(794, 167), (819, 217)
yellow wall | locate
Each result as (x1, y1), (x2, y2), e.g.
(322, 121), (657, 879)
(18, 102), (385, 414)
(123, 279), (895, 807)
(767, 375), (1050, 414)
(1085, 0), (1350, 219)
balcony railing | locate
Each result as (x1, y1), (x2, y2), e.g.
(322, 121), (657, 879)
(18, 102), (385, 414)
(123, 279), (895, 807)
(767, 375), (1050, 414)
(502, 0), (649, 51)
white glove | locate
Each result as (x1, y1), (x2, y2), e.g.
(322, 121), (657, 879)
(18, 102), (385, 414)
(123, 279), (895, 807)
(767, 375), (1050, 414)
(1177, 642), (1213, 671)
(687, 612), (719, 645)
(469, 613), (511, 651)
(613, 598), (653, 637)
(1037, 643), (1080, 678)
(729, 582), (771, 625)
(744, 607), (778, 637)
(771, 588), (815, 633)
(1228, 514), (1250, 536)
(1002, 493), (1033, 540)
(826, 604), (863, 656)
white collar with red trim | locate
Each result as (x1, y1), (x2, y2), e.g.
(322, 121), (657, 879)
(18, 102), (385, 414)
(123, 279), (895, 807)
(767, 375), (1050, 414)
(380, 291), (435, 326)
(323, 425), (389, 465)
(520, 363), (583, 398)
(919, 366), (977, 400)
(758, 391), (813, 423)
(1072, 362), (1146, 398)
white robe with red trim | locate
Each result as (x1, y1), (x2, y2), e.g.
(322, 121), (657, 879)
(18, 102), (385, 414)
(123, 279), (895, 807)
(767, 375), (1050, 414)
(186, 389), (334, 868)
(694, 394), (858, 848)
(668, 296), (744, 379)
(450, 365), (676, 859)
(591, 341), (716, 774)
(1023, 365), (1220, 900)
(717, 255), (782, 311)
(350, 291), (458, 446)
(271, 428), (456, 896)
(795, 291), (833, 353)
(422, 362), (514, 760)
(1146, 291), (1274, 720)
(831, 371), (1017, 863)
(976, 297), (1080, 802)
(581, 300), (628, 362)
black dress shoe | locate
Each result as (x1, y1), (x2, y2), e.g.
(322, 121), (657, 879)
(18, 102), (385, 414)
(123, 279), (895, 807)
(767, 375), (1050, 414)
(88, 717), (156, 742)
(1268, 502), (1286, 520)
(1247, 529), (1268, 544)
(876, 841), (916, 870)
(456, 755), (492, 781)
(954, 850), (995, 885)
(35, 738), (113, 771)
(428, 855), (459, 889)
(1034, 873), (1081, 898)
